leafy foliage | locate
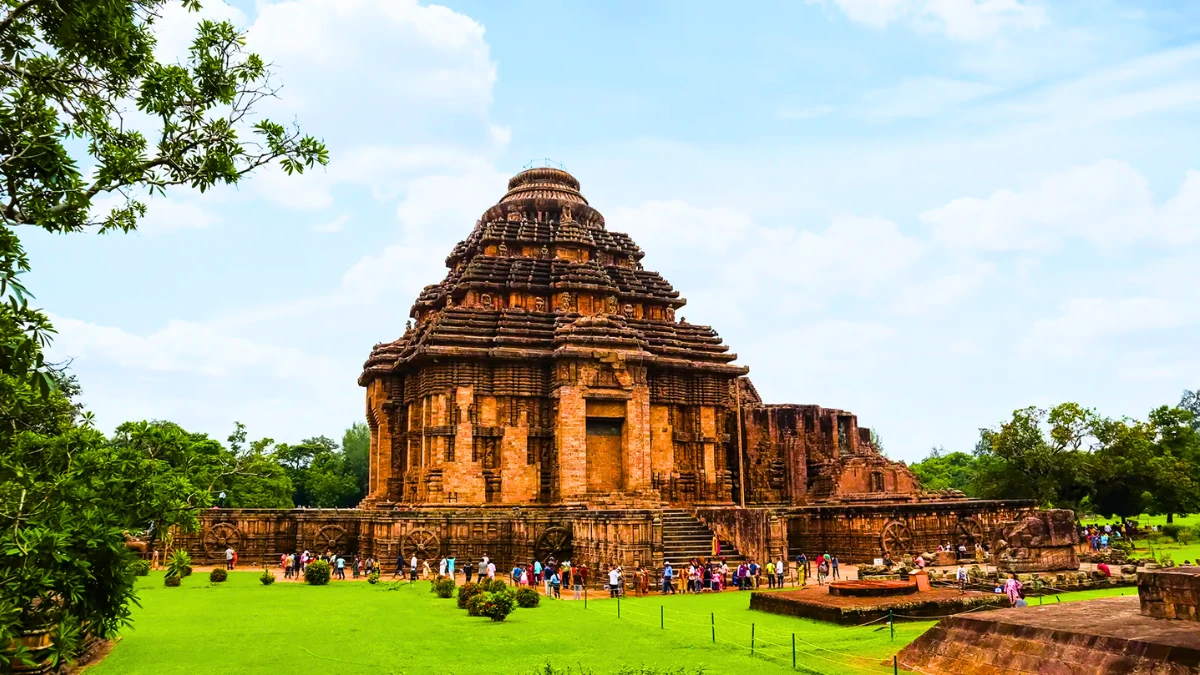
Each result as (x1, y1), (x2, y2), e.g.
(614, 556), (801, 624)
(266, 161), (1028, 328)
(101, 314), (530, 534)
(129, 559), (151, 577)
(972, 404), (1098, 509)
(164, 549), (191, 581)
(433, 576), (456, 598)
(471, 589), (516, 621)
(910, 449), (978, 495)
(209, 568), (227, 583)
(304, 560), (331, 586)
(259, 568), (275, 586)
(276, 436), (362, 507)
(515, 587), (540, 608)
(457, 581), (483, 609)
(342, 422), (370, 497)
(366, 571), (380, 585)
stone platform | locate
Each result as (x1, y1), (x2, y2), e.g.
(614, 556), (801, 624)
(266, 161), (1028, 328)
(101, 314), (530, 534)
(749, 586), (1007, 625)
(897, 596), (1200, 675)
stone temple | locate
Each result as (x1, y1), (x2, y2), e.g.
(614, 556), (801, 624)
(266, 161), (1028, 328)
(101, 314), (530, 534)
(180, 167), (1033, 572)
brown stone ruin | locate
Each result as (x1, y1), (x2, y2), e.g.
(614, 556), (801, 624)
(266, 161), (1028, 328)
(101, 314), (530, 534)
(177, 166), (1034, 577)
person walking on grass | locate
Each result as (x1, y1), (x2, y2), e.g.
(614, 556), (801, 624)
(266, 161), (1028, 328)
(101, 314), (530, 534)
(608, 566), (622, 598)
(661, 563), (675, 594)
(551, 570), (561, 598)
(225, 546), (235, 571)
(410, 555), (420, 583)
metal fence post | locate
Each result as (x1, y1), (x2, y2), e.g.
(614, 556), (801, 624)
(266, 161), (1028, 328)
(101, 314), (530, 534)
(792, 633), (796, 670)
(711, 612), (715, 643)
(751, 623), (755, 655)
(890, 610), (895, 641)
(660, 604), (664, 629)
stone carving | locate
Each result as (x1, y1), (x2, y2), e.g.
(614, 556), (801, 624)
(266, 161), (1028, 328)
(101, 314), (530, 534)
(498, 242), (508, 256)
(401, 529), (441, 561)
(666, 306), (675, 321)
(481, 293), (493, 310)
(203, 523), (241, 558)
(605, 295), (618, 314)
(993, 509), (1079, 572)
(622, 303), (634, 318)
(541, 245), (550, 258)
(557, 292), (574, 313)
(881, 520), (914, 556)
(535, 297), (546, 312)
(314, 525), (350, 553)
(561, 204), (573, 222)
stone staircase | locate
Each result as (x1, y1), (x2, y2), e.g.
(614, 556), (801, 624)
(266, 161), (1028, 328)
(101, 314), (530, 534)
(661, 509), (744, 567)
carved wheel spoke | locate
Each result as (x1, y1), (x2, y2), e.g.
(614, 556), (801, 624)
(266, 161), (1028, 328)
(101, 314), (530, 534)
(956, 518), (984, 547)
(203, 523), (241, 557)
(880, 521), (913, 556)
(402, 529), (441, 561)
(314, 525), (348, 553)
(535, 526), (573, 561)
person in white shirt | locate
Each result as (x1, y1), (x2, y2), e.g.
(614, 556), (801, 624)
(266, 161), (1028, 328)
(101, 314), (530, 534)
(608, 567), (622, 598)
(409, 555), (418, 582)
(438, 556), (447, 577)
(486, 561), (496, 579)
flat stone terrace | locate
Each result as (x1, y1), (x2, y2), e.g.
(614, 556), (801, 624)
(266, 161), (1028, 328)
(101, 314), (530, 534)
(897, 596), (1200, 675)
(749, 586), (1007, 625)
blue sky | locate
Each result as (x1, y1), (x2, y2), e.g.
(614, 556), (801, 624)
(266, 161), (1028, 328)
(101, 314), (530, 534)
(26, 0), (1200, 462)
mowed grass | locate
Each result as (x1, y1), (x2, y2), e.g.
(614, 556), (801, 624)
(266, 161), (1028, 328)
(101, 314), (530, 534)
(89, 574), (1135, 675)
(1129, 514), (1200, 564)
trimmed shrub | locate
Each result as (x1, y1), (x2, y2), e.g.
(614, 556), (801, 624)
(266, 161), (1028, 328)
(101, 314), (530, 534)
(367, 571), (380, 585)
(1177, 527), (1195, 545)
(458, 581), (483, 609)
(481, 578), (507, 593)
(260, 568), (276, 586)
(305, 560), (332, 585)
(164, 574), (181, 587)
(434, 576), (456, 598)
(129, 559), (150, 576)
(1111, 538), (1133, 554)
(476, 590), (516, 622)
(210, 568), (228, 583)
(515, 587), (540, 608)
(466, 592), (487, 617)
(1162, 523), (1184, 541)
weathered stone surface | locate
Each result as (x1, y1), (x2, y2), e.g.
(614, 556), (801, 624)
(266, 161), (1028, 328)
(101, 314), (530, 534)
(751, 586), (1007, 625)
(1139, 567), (1200, 621)
(994, 509), (1080, 573)
(897, 597), (1200, 675)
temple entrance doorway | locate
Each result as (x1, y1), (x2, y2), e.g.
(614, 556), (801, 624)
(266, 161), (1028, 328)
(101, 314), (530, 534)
(585, 417), (623, 493)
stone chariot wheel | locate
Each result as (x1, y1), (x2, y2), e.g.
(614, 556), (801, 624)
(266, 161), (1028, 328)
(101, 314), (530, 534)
(203, 523), (242, 558)
(956, 517), (985, 548)
(313, 525), (349, 553)
(400, 529), (441, 562)
(534, 526), (573, 562)
(880, 521), (914, 556)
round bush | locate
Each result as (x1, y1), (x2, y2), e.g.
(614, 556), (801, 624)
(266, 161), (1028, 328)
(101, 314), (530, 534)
(457, 581), (482, 609)
(481, 578), (507, 593)
(305, 560), (332, 585)
(164, 574), (181, 588)
(478, 590), (516, 622)
(466, 592), (487, 617)
(434, 576), (456, 598)
(181, 565), (193, 578)
(367, 571), (380, 585)
(210, 568), (228, 583)
(260, 568), (276, 586)
(129, 559), (150, 577)
(515, 587), (540, 608)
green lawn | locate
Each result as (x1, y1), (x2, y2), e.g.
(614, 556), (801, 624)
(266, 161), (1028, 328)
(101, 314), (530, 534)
(88, 574), (1134, 675)
(1104, 514), (1200, 564)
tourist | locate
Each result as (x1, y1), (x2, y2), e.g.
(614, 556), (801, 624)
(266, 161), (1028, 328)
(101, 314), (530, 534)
(225, 546), (235, 571)
(1097, 562), (1111, 578)
(463, 559), (473, 583)
(749, 560), (760, 589)
(550, 570), (561, 598)
(534, 559), (542, 584)
(915, 555), (926, 570)
(608, 566), (622, 598)
(477, 558), (487, 582)
(232, 549), (239, 568)
(957, 543), (967, 560)
(447, 555), (456, 579)
(392, 554), (403, 578)
(661, 562), (674, 594)
(1004, 573), (1023, 607)
(637, 566), (649, 596)
(543, 564), (553, 595)
(1100, 533), (1110, 551)
(1013, 591), (1028, 608)
(439, 556), (447, 577)
(336, 556), (346, 580)
(576, 563), (588, 599)
(486, 559), (496, 579)
(831, 556), (839, 581)
(974, 543), (984, 560)
(721, 560), (731, 590)
(797, 554), (807, 584)
(817, 559), (828, 585)
(765, 560), (775, 589)
(410, 555), (419, 583)
(956, 564), (968, 593)
(512, 563), (524, 585)
(882, 552), (894, 569)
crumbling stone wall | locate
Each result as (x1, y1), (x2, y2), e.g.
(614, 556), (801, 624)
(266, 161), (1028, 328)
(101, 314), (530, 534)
(1139, 568), (1200, 621)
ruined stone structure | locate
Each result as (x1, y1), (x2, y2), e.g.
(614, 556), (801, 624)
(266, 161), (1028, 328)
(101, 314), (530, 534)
(992, 509), (1079, 573)
(178, 166), (1034, 573)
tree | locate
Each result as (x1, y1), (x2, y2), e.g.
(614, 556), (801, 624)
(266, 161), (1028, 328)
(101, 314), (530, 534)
(972, 403), (1097, 509)
(910, 449), (978, 496)
(0, 0), (324, 663)
(276, 436), (359, 507)
(342, 422), (370, 497)
(1181, 390), (1200, 432)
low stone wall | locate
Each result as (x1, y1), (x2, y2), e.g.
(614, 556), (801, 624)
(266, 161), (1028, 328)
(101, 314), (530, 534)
(1139, 567), (1200, 621)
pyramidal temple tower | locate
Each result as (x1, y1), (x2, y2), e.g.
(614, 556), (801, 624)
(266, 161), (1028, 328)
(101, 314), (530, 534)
(359, 166), (920, 509)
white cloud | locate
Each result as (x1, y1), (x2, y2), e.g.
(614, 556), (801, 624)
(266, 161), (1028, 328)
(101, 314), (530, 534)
(1021, 297), (1192, 358)
(312, 213), (350, 233)
(922, 160), (1199, 253)
(858, 76), (999, 119)
(889, 260), (996, 317)
(777, 105), (837, 120)
(49, 314), (340, 381)
(90, 193), (221, 234)
(817, 0), (1046, 41)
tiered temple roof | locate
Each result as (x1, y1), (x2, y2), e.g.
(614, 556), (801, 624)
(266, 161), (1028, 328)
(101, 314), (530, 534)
(361, 167), (743, 384)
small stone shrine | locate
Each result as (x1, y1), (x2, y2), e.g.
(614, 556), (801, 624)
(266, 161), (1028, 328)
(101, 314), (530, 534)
(177, 166), (1035, 575)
